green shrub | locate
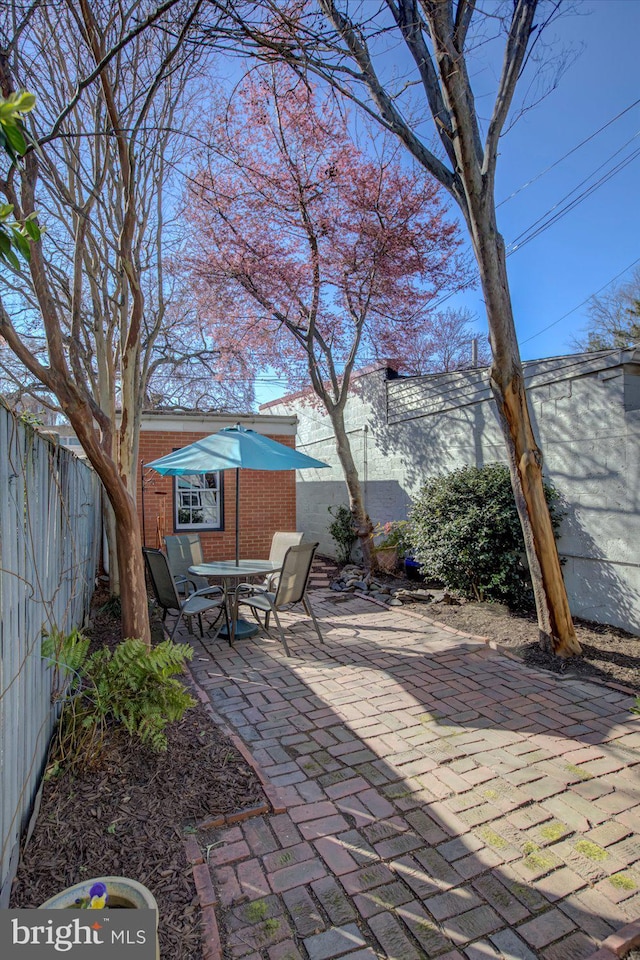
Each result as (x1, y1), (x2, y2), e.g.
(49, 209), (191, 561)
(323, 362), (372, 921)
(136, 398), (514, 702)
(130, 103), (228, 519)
(44, 632), (196, 769)
(409, 463), (562, 610)
(328, 504), (358, 564)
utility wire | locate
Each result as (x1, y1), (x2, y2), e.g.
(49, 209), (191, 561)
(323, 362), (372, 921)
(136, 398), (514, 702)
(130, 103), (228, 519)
(497, 96), (640, 209)
(520, 256), (640, 345)
(509, 134), (640, 253)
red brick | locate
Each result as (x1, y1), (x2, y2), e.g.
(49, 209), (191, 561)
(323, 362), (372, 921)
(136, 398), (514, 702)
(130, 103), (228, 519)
(193, 863), (218, 908)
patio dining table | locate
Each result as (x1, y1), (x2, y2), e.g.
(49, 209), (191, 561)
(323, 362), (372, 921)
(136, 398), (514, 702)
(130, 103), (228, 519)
(188, 559), (282, 645)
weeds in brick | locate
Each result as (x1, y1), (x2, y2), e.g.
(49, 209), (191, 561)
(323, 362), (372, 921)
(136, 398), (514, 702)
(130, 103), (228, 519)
(539, 821), (568, 843)
(575, 840), (608, 861)
(521, 842), (555, 872)
(479, 828), (509, 850)
(608, 872), (636, 891)
(245, 900), (270, 924)
(565, 763), (594, 780)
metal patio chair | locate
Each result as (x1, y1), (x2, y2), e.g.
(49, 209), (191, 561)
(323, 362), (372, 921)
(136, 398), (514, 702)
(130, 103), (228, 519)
(164, 533), (209, 596)
(143, 547), (229, 642)
(263, 531), (304, 590)
(236, 542), (323, 656)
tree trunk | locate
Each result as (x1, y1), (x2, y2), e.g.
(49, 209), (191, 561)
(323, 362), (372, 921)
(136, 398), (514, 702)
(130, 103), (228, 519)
(103, 498), (120, 596)
(108, 482), (150, 645)
(63, 405), (151, 647)
(470, 206), (581, 657)
(328, 405), (376, 571)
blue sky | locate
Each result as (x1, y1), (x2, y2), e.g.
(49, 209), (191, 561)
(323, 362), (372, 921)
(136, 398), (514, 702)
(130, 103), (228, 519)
(255, 0), (640, 406)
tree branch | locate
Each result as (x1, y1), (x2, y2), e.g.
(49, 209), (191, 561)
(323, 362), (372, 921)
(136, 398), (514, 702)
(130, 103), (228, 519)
(483, 0), (538, 185)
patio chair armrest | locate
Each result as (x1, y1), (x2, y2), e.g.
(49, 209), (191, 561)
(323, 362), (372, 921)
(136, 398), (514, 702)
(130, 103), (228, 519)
(190, 585), (224, 599)
(174, 575), (198, 596)
(236, 582), (269, 596)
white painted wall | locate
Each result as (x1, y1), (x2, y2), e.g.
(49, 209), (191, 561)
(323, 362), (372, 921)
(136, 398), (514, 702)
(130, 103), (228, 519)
(265, 350), (640, 634)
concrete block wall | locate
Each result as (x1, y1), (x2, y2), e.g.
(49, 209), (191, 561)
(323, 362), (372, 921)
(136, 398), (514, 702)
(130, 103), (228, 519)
(266, 352), (640, 634)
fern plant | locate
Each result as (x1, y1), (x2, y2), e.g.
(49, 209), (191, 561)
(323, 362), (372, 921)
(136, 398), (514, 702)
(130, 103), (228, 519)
(84, 638), (195, 752)
(45, 634), (195, 771)
(42, 627), (91, 702)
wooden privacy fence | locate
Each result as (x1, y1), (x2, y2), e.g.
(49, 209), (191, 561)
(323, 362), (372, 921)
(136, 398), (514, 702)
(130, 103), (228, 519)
(0, 402), (101, 905)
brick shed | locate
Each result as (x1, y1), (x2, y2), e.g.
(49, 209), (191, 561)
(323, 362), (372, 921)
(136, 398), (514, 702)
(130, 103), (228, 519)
(138, 411), (299, 560)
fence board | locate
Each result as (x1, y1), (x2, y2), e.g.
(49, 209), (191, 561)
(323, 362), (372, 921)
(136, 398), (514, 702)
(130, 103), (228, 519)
(0, 402), (101, 904)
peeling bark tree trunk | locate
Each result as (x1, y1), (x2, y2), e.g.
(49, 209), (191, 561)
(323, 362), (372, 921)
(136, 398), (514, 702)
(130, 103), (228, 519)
(469, 202), (581, 656)
(328, 405), (376, 571)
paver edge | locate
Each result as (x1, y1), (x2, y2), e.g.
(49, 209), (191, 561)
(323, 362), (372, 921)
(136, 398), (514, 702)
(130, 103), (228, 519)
(584, 919), (640, 959)
(187, 665), (287, 815)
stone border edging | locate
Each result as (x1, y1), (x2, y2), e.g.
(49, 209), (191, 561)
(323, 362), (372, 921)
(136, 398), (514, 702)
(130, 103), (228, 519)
(583, 919), (640, 959)
(184, 837), (222, 960)
(352, 590), (639, 698)
(183, 666), (290, 960)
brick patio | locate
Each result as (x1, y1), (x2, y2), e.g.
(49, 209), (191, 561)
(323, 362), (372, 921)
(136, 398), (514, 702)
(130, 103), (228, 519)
(186, 586), (640, 960)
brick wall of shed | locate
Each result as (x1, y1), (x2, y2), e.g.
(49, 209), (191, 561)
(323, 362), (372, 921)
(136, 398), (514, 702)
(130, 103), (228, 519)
(137, 430), (297, 560)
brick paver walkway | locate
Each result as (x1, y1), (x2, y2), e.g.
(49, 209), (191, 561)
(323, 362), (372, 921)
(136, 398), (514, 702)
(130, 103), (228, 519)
(187, 588), (640, 960)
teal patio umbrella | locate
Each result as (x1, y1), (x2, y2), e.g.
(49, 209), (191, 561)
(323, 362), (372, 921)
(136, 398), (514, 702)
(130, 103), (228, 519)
(145, 424), (329, 563)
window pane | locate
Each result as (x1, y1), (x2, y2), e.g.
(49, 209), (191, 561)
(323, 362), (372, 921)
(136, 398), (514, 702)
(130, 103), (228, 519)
(174, 472), (221, 529)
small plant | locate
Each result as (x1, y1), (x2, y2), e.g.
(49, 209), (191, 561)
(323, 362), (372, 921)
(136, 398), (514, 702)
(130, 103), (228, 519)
(328, 504), (358, 564)
(45, 632), (195, 769)
(374, 520), (413, 557)
(409, 463), (563, 611)
(74, 881), (109, 909)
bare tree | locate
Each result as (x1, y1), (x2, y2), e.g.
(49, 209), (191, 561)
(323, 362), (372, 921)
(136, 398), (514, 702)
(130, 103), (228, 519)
(0, 0), (208, 644)
(205, 0), (581, 656)
(374, 307), (491, 375)
(572, 266), (640, 352)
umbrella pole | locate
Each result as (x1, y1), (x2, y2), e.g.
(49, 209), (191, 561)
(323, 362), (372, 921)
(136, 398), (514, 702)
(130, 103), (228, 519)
(235, 467), (240, 565)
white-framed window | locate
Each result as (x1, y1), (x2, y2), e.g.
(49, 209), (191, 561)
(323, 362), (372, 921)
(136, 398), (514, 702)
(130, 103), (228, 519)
(174, 472), (223, 531)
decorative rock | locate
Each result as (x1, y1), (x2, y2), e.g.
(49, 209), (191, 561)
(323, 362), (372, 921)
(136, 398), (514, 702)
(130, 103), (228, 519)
(441, 593), (461, 605)
(330, 582), (344, 591)
(388, 598), (403, 606)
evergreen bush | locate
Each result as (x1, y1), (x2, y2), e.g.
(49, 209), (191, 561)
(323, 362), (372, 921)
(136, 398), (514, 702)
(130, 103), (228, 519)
(409, 463), (562, 610)
(328, 504), (358, 564)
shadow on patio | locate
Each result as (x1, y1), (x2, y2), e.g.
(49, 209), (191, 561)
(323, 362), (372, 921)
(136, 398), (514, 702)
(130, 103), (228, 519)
(185, 588), (640, 960)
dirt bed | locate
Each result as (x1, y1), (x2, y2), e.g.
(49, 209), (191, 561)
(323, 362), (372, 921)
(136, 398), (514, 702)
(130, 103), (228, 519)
(402, 590), (640, 693)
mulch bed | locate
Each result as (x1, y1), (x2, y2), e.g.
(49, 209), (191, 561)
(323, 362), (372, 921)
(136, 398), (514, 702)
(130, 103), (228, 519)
(10, 595), (267, 960)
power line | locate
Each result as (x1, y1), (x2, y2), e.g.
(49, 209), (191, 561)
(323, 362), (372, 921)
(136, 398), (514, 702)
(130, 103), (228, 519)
(519, 256), (640, 345)
(497, 96), (640, 208)
(509, 134), (640, 253)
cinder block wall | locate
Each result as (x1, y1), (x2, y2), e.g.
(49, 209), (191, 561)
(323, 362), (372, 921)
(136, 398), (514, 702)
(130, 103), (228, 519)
(265, 354), (640, 634)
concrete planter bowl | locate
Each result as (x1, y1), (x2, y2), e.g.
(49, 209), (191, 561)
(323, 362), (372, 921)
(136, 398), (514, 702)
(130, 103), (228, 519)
(40, 877), (159, 957)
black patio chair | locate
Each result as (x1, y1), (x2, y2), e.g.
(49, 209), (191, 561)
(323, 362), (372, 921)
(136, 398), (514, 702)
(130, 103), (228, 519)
(143, 547), (229, 642)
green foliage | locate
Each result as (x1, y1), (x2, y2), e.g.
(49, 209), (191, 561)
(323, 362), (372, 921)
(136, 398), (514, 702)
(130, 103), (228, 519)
(0, 90), (42, 268)
(328, 504), (358, 564)
(0, 90), (35, 161)
(409, 463), (562, 611)
(46, 634), (196, 770)
(375, 520), (413, 557)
